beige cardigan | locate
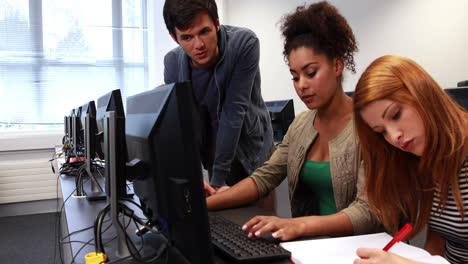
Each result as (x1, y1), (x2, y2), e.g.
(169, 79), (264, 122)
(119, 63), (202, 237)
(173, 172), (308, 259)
(250, 110), (380, 234)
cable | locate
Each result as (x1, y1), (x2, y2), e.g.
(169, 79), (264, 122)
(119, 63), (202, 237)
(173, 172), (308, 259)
(93, 201), (168, 263)
(74, 164), (85, 196)
(118, 203), (167, 263)
(70, 237), (95, 264)
(60, 219), (111, 243)
(128, 213), (169, 264)
(73, 161), (104, 198)
(62, 219), (114, 247)
(61, 240), (96, 246)
(75, 159), (105, 198)
(56, 179), (79, 264)
(70, 218), (116, 264)
(54, 168), (62, 264)
(59, 160), (85, 177)
(94, 204), (110, 254)
(49, 151), (64, 174)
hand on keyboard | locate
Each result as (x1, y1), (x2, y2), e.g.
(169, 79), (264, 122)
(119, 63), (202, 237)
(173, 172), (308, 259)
(210, 214), (291, 263)
(242, 215), (306, 241)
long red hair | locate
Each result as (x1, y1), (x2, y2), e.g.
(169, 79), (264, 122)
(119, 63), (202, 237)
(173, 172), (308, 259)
(353, 55), (467, 237)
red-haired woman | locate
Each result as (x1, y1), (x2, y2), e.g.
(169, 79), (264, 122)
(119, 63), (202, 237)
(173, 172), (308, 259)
(353, 55), (467, 264)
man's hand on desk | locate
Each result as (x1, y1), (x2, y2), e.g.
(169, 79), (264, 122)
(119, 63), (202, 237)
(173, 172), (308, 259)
(215, 185), (230, 193)
(241, 215), (306, 241)
(203, 179), (231, 197)
(203, 179), (216, 196)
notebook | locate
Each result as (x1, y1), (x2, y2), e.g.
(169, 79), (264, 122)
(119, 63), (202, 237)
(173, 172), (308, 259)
(280, 232), (449, 264)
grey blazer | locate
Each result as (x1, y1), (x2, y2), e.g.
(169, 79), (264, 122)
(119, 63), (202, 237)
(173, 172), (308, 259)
(250, 110), (381, 234)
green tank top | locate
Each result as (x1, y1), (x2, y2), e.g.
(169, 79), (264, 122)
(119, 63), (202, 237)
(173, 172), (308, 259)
(299, 160), (337, 215)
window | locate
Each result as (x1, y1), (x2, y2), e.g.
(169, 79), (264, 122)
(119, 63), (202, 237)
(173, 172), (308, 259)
(0, 0), (148, 131)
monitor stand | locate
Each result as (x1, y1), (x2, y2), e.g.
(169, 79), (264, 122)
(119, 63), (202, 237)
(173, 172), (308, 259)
(108, 111), (132, 258)
(84, 160), (106, 201)
(84, 114), (106, 201)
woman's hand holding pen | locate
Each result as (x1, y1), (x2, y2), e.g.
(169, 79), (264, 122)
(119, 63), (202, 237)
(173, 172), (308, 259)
(354, 248), (421, 264)
(354, 224), (421, 263)
(242, 216), (306, 241)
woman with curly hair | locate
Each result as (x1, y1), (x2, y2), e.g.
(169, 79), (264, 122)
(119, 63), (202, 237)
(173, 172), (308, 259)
(206, 1), (381, 241)
(353, 55), (467, 263)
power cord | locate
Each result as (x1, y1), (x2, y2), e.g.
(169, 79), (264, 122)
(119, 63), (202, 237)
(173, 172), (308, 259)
(74, 161), (104, 198)
(55, 176), (79, 264)
(91, 201), (168, 264)
(66, 219), (115, 264)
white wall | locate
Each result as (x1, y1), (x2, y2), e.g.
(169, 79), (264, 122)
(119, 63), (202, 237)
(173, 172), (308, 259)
(223, 0), (468, 114)
(147, 0), (177, 88)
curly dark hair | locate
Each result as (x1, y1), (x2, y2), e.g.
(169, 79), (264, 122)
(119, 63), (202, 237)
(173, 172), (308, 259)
(280, 1), (357, 73)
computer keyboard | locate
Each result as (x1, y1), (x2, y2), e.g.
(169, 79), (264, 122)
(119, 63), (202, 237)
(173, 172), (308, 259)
(209, 214), (291, 263)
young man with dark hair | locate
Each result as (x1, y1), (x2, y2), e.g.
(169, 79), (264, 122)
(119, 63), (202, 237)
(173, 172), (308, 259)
(162, 0), (273, 193)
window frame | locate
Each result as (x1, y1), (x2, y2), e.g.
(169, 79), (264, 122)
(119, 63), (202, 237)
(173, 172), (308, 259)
(0, 0), (149, 131)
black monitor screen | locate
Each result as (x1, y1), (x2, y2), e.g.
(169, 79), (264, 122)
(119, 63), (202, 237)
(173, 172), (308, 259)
(126, 82), (213, 264)
(70, 106), (84, 151)
(75, 106), (82, 119)
(445, 87), (468, 109)
(81, 101), (101, 160)
(81, 101), (97, 127)
(97, 89), (125, 133)
(96, 89), (125, 159)
(265, 99), (295, 142)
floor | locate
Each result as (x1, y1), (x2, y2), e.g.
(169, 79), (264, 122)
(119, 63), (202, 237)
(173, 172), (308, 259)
(0, 212), (61, 264)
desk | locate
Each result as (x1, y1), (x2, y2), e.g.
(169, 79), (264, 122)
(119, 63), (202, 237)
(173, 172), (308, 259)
(59, 174), (290, 264)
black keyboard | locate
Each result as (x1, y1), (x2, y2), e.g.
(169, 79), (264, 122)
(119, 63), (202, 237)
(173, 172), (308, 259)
(209, 214), (291, 263)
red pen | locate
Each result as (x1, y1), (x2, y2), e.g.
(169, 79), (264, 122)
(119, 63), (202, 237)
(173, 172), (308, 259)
(383, 223), (413, 251)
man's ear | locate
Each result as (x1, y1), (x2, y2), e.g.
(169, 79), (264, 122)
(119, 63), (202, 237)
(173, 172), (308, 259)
(334, 57), (344, 77)
(215, 18), (220, 31)
(170, 33), (178, 43)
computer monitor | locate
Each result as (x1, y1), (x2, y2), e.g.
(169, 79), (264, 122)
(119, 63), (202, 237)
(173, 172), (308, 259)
(75, 106), (82, 118)
(94, 90), (127, 198)
(72, 106), (84, 152)
(125, 82), (213, 264)
(70, 110), (83, 158)
(265, 99), (295, 142)
(64, 115), (71, 142)
(445, 87), (468, 109)
(96, 89), (125, 160)
(75, 106), (83, 129)
(80, 101), (101, 161)
(102, 110), (128, 199)
(74, 101), (106, 199)
(81, 102), (96, 127)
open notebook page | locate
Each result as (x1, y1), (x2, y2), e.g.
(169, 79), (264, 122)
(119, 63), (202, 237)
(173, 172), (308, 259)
(280, 232), (449, 264)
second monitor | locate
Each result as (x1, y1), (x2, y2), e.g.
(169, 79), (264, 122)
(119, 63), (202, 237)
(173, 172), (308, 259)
(125, 82), (213, 264)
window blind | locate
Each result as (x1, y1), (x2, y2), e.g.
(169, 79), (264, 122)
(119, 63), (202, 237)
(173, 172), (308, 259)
(0, 0), (149, 131)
